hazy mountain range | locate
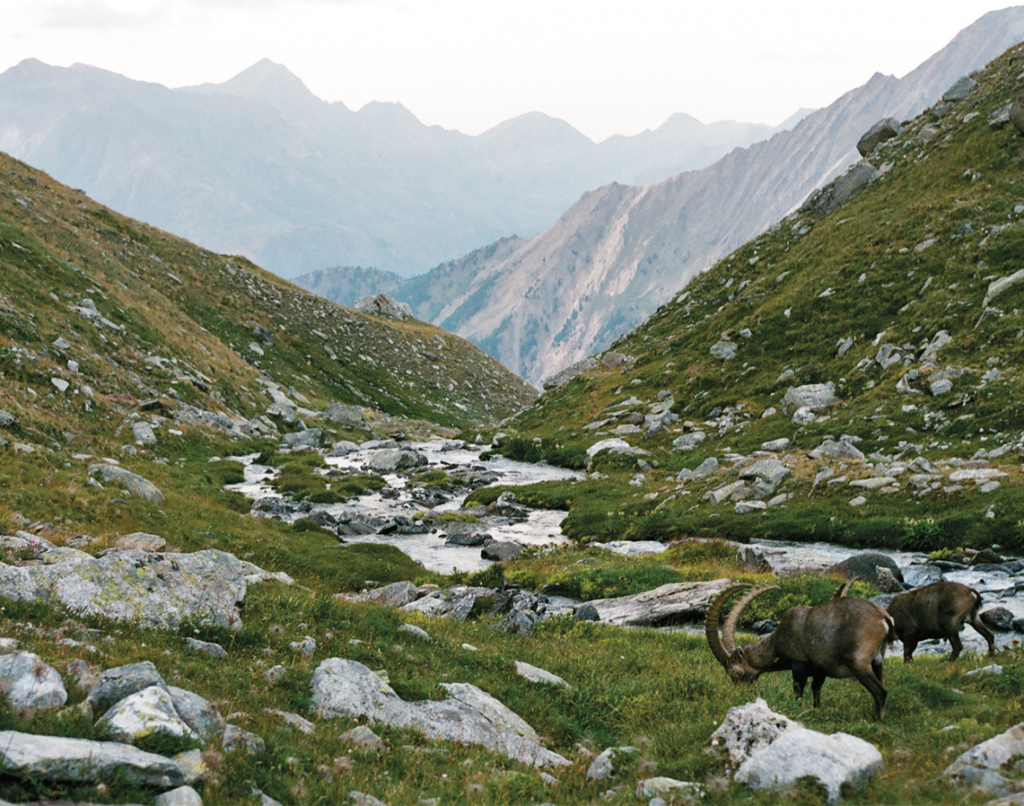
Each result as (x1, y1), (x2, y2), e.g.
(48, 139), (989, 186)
(0, 58), (804, 279)
(297, 6), (1024, 385)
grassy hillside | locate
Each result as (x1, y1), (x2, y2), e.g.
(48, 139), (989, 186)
(0, 150), (535, 437)
(495, 44), (1024, 553)
(3, 44), (1024, 806)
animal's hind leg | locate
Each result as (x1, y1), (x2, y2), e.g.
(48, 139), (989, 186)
(970, 614), (996, 657)
(811, 674), (826, 709)
(949, 632), (964, 661)
(852, 667), (887, 722)
(792, 664), (809, 702)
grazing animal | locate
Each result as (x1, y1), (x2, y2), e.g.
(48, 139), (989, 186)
(705, 584), (895, 721)
(884, 581), (995, 662)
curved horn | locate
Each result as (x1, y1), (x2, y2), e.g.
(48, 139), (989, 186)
(833, 580), (853, 599)
(721, 585), (780, 652)
(705, 584), (751, 666)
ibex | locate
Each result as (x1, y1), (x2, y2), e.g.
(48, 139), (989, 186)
(706, 584), (895, 721)
(885, 581), (995, 662)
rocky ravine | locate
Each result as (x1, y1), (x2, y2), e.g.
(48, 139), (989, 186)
(367, 7), (1024, 385)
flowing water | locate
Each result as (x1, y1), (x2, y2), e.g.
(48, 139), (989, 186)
(230, 439), (1023, 655)
(230, 440), (583, 574)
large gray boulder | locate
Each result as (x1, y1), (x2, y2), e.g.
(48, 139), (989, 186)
(942, 75), (978, 102)
(168, 686), (227, 744)
(0, 548), (292, 630)
(982, 269), (1024, 308)
(0, 730), (185, 787)
(96, 685), (196, 744)
(0, 651), (67, 712)
(737, 458), (791, 492)
(857, 118), (902, 156)
(87, 464), (164, 505)
(367, 448), (427, 473)
(942, 720), (1024, 798)
(672, 431), (706, 451)
(810, 439), (866, 462)
(322, 403), (366, 429)
(800, 161), (879, 219)
(586, 746), (637, 781)
(827, 552), (904, 587)
(541, 356), (598, 390)
(311, 658), (570, 768)
(282, 428), (324, 448)
(366, 580), (420, 607)
(132, 422), (157, 446)
(710, 699), (801, 769)
(354, 293), (412, 319)
(87, 661), (168, 715)
(735, 727), (883, 803)
(780, 383), (837, 416)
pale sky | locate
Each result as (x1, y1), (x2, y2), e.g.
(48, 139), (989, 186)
(1, 1), (1015, 142)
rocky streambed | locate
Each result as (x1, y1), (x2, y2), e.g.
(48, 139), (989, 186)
(231, 438), (584, 573)
(230, 438), (1024, 659)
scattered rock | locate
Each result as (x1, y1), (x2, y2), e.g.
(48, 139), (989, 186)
(800, 161), (878, 219)
(311, 658), (570, 768)
(780, 383), (837, 416)
(857, 118), (902, 156)
(709, 698), (801, 769)
(735, 728), (883, 803)
(0, 730), (185, 787)
(87, 464), (164, 505)
(586, 746), (637, 781)
(0, 651), (67, 712)
(96, 685), (196, 744)
(354, 294), (412, 319)
(514, 661), (570, 689)
(945, 721), (1024, 796)
(322, 403), (366, 429)
(942, 75), (978, 102)
(827, 552), (904, 587)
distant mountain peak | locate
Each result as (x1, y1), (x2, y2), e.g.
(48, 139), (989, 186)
(184, 57), (339, 118)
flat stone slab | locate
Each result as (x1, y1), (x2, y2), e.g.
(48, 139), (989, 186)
(0, 730), (185, 787)
(577, 578), (734, 626)
(311, 658), (569, 768)
(849, 477), (897, 490)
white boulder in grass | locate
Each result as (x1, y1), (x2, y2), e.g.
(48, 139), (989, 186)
(96, 685), (197, 744)
(734, 728), (883, 803)
(0, 651), (68, 712)
(311, 658), (570, 768)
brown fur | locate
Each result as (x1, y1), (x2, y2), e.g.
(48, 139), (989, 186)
(885, 581), (995, 662)
(706, 584), (895, 721)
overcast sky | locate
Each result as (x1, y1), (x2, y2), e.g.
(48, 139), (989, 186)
(1, 1), (1016, 142)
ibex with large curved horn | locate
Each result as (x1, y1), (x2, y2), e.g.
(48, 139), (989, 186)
(706, 584), (896, 721)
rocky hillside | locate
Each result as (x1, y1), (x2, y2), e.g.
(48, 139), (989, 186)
(493, 39), (1024, 552)
(345, 7), (1024, 386)
(0, 150), (537, 445)
(0, 58), (797, 279)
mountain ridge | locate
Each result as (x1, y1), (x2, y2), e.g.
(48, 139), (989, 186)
(0, 58), (800, 280)
(306, 6), (1024, 386)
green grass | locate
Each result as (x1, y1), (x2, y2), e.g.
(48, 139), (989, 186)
(2, 574), (1021, 806)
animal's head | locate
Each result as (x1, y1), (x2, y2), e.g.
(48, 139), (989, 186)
(705, 584), (779, 683)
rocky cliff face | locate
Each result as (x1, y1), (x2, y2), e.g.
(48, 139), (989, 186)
(364, 7), (1024, 385)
